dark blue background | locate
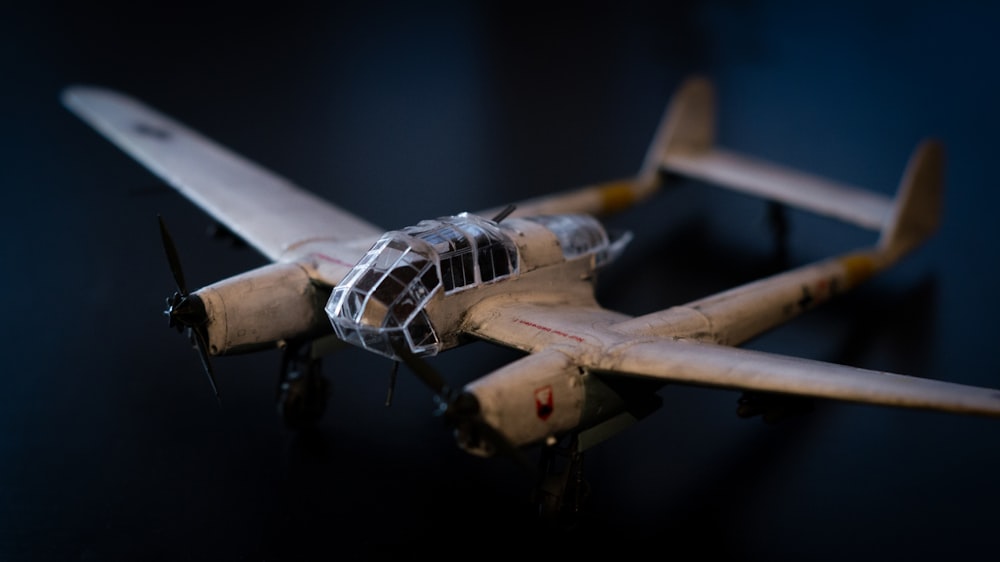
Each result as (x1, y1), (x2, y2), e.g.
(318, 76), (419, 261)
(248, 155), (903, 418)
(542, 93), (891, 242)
(3, 2), (1000, 559)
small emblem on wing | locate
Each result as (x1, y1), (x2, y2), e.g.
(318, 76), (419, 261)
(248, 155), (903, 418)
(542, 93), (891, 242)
(133, 122), (171, 140)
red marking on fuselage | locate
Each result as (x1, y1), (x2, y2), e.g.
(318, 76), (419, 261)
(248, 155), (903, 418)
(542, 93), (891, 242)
(515, 319), (584, 343)
(311, 252), (357, 268)
(535, 385), (554, 420)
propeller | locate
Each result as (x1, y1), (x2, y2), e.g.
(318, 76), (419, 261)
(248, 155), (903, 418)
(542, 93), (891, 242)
(391, 341), (537, 477)
(158, 215), (221, 404)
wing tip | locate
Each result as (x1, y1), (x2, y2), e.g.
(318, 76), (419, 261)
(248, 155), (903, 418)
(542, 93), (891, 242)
(60, 84), (131, 114)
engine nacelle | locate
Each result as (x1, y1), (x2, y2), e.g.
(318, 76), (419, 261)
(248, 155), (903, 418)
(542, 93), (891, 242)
(194, 261), (331, 355)
(462, 350), (587, 456)
(461, 348), (662, 456)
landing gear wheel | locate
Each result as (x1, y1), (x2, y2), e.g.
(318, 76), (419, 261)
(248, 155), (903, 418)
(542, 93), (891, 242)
(276, 343), (329, 430)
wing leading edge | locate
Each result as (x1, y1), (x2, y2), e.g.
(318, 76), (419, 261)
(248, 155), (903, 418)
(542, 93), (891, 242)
(62, 86), (383, 266)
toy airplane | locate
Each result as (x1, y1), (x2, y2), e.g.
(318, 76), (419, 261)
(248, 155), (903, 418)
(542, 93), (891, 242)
(62, 76), (1000, 515)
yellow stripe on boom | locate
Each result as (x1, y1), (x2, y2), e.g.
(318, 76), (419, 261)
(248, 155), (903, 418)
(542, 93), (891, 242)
(598, 181), (638, 214)
(839, 253), (878, 289)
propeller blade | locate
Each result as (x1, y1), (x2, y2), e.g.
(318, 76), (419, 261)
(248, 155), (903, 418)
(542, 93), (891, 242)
(190, 325), (221, 405)
(392, 341), (451, 398)
(158, 214), (188, 295)
(390, 341), (536, 477)
(157, 215), (220, 404)
(385, 361), (399, 407)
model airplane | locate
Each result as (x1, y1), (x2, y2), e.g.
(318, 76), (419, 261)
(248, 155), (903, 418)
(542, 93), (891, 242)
(62, 76), (1000, 516)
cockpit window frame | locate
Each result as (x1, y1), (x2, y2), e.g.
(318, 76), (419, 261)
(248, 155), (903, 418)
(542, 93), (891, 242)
(326, 213), (521, 360)
(523, 214), (617, 266)
(404, 213), (519, 295)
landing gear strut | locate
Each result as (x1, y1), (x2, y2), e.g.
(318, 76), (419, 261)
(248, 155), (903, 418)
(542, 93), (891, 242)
(276, 341), (329, 430)
(768, 201), (790, 269)
(533, 435), (590, 527)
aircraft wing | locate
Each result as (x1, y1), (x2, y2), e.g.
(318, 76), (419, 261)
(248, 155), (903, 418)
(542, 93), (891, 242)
(590, 338), (1000, 417)
(463, 302), (1000, 417)
(62, 86), (383, 265)
(462, 300), (632, 354)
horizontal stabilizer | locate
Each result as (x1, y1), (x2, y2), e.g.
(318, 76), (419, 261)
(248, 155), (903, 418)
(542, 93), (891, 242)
(663, 147), (894, 231)
(654, 76), (945, 237)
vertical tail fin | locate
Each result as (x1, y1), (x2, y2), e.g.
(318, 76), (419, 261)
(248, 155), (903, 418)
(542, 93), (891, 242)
(473, 75), (719, 219)
(877, 139), (945, 261)
(639, 75), (716, 186)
